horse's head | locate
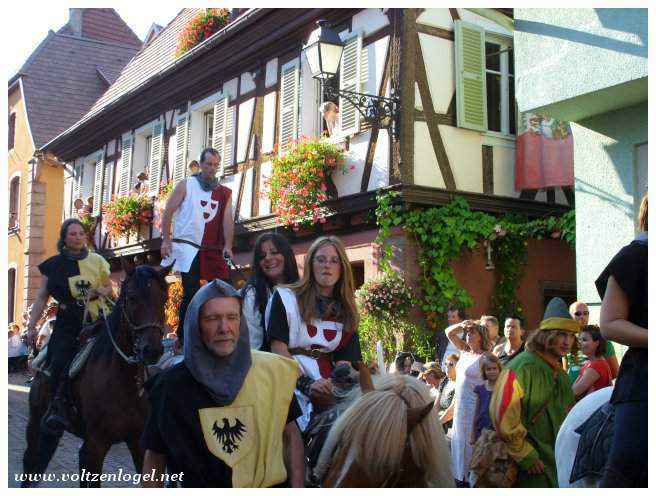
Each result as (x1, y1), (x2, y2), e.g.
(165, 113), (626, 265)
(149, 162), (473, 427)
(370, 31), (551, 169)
(119, 259), (172, 365)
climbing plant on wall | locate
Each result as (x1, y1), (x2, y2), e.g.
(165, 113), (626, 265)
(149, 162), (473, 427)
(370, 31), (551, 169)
(372, 190), (575, 357)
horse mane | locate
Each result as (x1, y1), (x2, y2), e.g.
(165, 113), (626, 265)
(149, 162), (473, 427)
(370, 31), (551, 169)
(316, 374), (454, 487)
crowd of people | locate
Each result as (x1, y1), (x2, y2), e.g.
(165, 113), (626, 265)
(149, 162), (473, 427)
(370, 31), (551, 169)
(14, 144), (646, 489)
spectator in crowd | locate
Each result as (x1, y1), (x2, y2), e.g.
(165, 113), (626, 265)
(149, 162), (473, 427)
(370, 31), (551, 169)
(480, 315), (505, 351)
(437, 304), (466, 367)
(188, 160), (200, 175)
(73, 198), (86, 219)
(490, 297), (578, 487)
(242, 233), (299, 351)
(438, 353), (459, 433)
(596, 192), (647, 488)
(493, 317), (524, 365)
(420, 362), (446, 399)
(8, 324), (28, 372)
(472, 353), (502, 443)
(572, 325), (612, 400)
(85, 196), (94, 216)
(446, 320), (489, 487)
(569, 300), (619, 379)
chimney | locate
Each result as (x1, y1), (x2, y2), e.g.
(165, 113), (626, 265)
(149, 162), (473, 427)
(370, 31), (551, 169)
(68, 8), (83, 37)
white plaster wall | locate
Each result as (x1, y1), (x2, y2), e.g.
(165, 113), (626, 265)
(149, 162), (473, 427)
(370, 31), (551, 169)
(240, 71), (256, 94)
(258, 160), (272, 215)
(351, 8), (389, 35)
(262, 91), (277, 154)
(491, 145), (516, 198)
(367, 128), (390, 190)
(222, 77), (239, 102)
(188, 110), (204, 163)
(239, 167), (253, 219)
(167, 134), (176, 182)
(362, 36), (389, 95)
(299, 54), (320, 138)
(220, 171), (242, 215)
(237, 98), (255, 162)
(265, 58), (278, 88)
(81, 159), (95, 200)
(333, 132), (368, 196)
(414, 122), (445, 188)
(417, 8), (454, 30)
(459, 9), (512, 37)
(107, 139), (116, 156)
(417, 34), (454, 113)
(440, 125), (483, 193)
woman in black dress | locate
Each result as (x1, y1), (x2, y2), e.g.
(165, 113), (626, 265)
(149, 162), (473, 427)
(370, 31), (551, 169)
(26, 219), (113, 433)
(596, 193), (647, 487)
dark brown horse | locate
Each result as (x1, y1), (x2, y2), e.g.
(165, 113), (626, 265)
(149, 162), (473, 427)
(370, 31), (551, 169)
(22, 262), (170, 487)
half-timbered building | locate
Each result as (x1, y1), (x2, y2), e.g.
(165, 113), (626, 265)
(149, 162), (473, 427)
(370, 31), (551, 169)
(43, 8), (575, 328)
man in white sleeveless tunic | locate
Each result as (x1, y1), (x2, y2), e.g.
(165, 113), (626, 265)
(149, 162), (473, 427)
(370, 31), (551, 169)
(161, 148), (234, 345)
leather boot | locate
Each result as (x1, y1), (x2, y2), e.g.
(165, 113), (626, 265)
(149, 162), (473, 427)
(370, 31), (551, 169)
(42, 384), (72, 435)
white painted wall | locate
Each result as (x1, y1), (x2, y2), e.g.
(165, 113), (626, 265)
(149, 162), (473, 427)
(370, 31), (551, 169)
(265, 58), (278, 88)
(239, 167), (254, 219)
(351, 8), (389, 35)
(262, 91), (277, 154)
(416, 8), (454, 30)
(258, 160), (272, 215)
(237, 98), (255, 162)
(333, 132), (367, 196)
(240, 71), (256, 94)
(416, 34), (454, 113)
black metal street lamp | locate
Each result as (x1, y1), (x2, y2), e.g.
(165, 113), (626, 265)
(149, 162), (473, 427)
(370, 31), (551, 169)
(302, 20), (400, 139)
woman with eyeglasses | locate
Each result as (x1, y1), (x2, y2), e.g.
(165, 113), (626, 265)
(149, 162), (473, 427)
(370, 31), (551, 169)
(445, 320), (490, 487)
(266, 235), (362, 432)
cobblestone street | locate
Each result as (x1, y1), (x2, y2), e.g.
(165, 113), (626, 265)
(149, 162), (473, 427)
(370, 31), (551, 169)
(8, 371), (138, 488)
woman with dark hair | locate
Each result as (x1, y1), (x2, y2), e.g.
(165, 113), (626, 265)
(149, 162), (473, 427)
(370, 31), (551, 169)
(596, 192), (647, 487)
(445, 320), (489, 486)
(241, 233), (299, 350)
(572, 325), (612, 399)
(25, 218), (113, 434)
(266, 235), (362, 432)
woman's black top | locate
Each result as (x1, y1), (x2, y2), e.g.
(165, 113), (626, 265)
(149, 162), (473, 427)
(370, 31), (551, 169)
(595, 239), (647, 404)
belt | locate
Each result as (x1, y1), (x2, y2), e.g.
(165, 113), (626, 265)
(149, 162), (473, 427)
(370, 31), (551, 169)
(172, 238), (223, 252)
(288, 347), (330, 360)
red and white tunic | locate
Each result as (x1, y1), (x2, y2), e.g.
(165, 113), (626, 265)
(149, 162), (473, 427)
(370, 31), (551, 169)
(161, 177), (231, 281)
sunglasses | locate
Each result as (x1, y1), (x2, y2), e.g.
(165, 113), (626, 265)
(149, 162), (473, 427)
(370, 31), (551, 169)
(574, 311), (589, 317)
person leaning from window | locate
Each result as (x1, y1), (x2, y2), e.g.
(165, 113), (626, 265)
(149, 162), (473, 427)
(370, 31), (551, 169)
(596, 192), (648, 488)
(160, 148), (234, 347)
(241, 233), (299, 351)
(266, 235), (362, 433)
(568, 300), (619, 379)
(26, 219), (113, 434)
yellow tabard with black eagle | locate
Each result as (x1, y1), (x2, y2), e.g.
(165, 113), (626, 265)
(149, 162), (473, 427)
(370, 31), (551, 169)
(197, 351), (300, 488)
(68, 253), (111, 320)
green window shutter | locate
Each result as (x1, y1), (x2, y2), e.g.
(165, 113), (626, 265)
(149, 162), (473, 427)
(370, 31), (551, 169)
(455, 20), (487, 132)
(118, 133), (133, 196)
(279, 60), (299, 152)
(148, 121), (164, 195)
(92, 151), (105, 216)
(173, 113), (189, 184)
(339, 34), (362, 137)
(212, 95), (228, 175)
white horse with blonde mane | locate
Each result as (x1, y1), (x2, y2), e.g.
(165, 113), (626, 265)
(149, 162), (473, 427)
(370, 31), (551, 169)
(314, 372), (454, 488)
(555, 386), (614, 488)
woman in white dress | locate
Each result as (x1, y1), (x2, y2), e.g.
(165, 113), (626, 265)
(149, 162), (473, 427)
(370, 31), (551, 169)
(445, 320), (490, 487)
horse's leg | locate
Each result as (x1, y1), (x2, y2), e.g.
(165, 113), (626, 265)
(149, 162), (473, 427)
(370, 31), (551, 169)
(78, 438), (109, 488)
(126, 437), (144, 475)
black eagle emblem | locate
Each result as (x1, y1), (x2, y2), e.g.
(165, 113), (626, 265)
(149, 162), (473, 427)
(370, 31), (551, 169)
(212, 418), (246, 454)
(75, 280), (92, 298)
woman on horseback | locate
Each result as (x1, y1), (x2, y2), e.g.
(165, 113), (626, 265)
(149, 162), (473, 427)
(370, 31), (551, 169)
(26, 218), (113, 434)
(241, 233), (299, 351)
(266, 235), (362, 432)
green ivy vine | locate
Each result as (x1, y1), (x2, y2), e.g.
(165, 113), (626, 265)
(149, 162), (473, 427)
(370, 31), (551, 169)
(373, 190), (575, 357)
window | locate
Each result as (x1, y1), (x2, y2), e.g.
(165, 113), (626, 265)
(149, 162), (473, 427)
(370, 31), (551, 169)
(9, 176), (19, 230)
(9, 113), (16, 150)
(455, 20), (516, 136)
(485, 38), (515, 135)
(8, 268), (16, 323)
(204, 110), (214, 149)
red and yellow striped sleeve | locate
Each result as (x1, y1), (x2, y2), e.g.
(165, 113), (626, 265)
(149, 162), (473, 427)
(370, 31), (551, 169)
(489, 368), (539, 470)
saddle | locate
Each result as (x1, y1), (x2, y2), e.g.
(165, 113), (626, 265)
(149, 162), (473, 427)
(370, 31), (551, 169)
(569, 401), (615, 484)
(68, 337), (98, 379)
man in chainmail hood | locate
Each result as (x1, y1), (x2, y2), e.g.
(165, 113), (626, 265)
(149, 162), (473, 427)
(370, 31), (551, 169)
(141, 279), (304, 488)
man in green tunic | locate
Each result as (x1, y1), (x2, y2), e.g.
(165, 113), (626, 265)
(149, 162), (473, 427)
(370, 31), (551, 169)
(489, 298), (580, 487)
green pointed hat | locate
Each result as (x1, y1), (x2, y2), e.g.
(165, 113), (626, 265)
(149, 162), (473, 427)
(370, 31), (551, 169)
(539, 297), (580, 334)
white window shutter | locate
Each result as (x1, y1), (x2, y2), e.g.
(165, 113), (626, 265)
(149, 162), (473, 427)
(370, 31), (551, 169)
(173, 114), (189, 184)
(455, 20), (487, 131)
(102, 151), (112, 206)
(223, 104), (235, 170)
(118, 133), (133, 196)
(148, 121), (164, 195)
(72, 160), (81, 201)
(279, 61), (299, 152)
(92, 152), (105, 216)
(212, 96), (228, 173)
(339, 35), (362, 136)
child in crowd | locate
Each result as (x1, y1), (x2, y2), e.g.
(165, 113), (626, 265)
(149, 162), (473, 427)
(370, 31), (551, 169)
(472, 352), (503, 443)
